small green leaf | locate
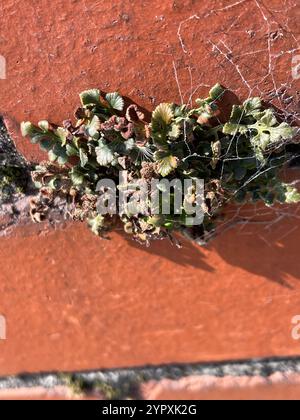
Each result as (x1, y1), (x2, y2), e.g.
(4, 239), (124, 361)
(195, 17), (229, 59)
(79, 148), (88, 167)
(208, 84), (224, 101)
(79, 89), (101, 107)
(168, 123), (181, 139)
(113, 138), (136, 155)
(152, 103), (174, 128)
(96, 140), (115, 166)
(48, 178), (58, 190)
(243, 97), (262, 114)
(21, 122), (35, 137)
(223, 122), (248, 135)
(147, 215), (165, 227)
(55, 127), (68, 146)
(284, 185), (300, 204)
(53, 144), (66, 158)
(39, 138), (53, 152)
(258, 109), (277, 127)
(57, 154), (68, 165)
(123, 138), (135, 152)
(154, 151), (178, 177)
(268, 122), (296, 143)
(49, 144), (68, 165)
(88, 215), (105, 236)
(228, 105), (243, 124)
(38, 120), (50, 132)
(66, 144), (79, 156)
(164, 222), (174, 229)
(151, 103), (174, 149)
(28, 133), (48, 144)
(249, 114), (296, 162)
(70, 168), (84, 186)
(48, 150), (57, 162)
(87, 115), (101, 138)
(105, 92), (124, 111)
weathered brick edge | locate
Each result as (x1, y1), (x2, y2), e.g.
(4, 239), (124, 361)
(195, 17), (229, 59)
(0, 357), (300, 399)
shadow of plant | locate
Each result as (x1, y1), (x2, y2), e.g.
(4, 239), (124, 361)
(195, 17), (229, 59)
(123, 201), (300, 289)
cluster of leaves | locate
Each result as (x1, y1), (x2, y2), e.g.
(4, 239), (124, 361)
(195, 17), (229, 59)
(21, 86), (299, 245)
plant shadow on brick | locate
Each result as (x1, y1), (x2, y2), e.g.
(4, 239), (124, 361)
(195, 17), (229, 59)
(21, 86), (300, 247)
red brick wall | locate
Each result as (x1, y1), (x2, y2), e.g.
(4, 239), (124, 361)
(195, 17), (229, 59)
(0, 0), (299, 398)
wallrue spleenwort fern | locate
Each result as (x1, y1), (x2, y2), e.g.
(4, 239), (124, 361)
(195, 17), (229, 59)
(21, 85), (300, 246)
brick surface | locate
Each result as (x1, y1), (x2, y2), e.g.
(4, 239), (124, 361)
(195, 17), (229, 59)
(142, 373), (300, 400)
(0, 386), (102, 400)
(0, 221), (300, 375)
(0, 0), (299, 160)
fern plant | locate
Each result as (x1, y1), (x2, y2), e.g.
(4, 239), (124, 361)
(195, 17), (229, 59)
(21, 85), (300, 246)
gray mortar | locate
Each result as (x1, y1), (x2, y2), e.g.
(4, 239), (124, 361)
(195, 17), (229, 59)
(0, 118), (69, 236)
(1, 357), (300, 390)
(0, 119), (30, 203)
(0, 118), (28, 168)
(0, 118), (31, 233)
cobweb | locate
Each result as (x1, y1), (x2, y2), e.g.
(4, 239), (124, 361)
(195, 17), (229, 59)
(171, 0), (300, 245)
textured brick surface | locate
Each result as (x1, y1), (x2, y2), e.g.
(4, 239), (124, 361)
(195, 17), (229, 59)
(142, 373), (300, 400)
(0, 387), (102, 400)
(0, 222), (300, 375)
(1, 0), (299, 160)
(0, 387), (74, 400)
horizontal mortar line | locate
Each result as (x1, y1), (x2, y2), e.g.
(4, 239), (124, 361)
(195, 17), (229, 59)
(1, 356), (300, 390)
